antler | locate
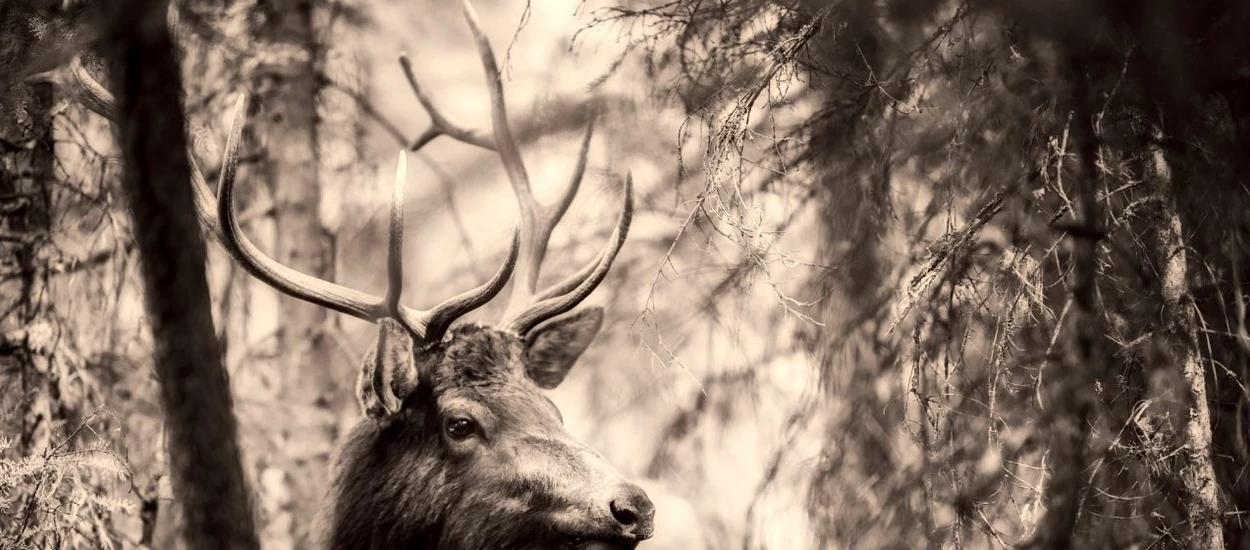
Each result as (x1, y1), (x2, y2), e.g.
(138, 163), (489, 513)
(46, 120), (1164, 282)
(399, 0), (632, 334)
(62, 58), (519, 343)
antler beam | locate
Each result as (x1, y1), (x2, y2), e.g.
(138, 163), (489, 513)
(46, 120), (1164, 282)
(61, 59), (519, 343)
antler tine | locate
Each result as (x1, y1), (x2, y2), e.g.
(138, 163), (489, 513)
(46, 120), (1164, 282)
(412, 228), (520, 341)
(505, 174), (633, 335)
(189, 156), (223, 239)
(385, 152), (408, 318)
(529, 248), (598, 304)
(548, 116), (596, 233)
(399, 54), (494, 152)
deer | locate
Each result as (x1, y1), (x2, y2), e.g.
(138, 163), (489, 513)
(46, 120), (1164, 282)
(58, 0), (664, 548)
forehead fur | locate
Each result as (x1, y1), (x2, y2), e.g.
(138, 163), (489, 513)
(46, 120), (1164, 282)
(427, 324), (524, 391)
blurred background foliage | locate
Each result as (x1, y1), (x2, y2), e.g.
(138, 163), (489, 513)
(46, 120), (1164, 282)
(2, 0), (1249, 548)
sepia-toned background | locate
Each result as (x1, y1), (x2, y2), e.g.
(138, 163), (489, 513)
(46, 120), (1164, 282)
(3, 0), (1250, 548)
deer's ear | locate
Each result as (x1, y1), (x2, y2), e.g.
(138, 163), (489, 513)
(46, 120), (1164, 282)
(357, 319), (420, 419)
(523, 307), (604, 389)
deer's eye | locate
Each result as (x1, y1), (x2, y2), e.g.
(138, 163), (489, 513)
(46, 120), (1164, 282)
(444, 417), (477, 440)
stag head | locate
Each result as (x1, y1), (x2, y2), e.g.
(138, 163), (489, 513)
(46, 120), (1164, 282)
(58, 0), (652, 546)
(330, 309), (653, 549)
(318, 151), (648, 549)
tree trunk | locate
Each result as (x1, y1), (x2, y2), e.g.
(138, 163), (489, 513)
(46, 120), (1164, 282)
(248, 1), (335, 546)
(103, 0), (258, 547)
(1147, 132), (1225, 549)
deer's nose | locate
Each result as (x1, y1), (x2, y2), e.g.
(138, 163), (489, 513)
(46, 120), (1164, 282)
(608, 483), (655, 540)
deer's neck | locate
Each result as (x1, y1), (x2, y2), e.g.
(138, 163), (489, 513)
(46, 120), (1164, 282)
(323, 415), (446, 549)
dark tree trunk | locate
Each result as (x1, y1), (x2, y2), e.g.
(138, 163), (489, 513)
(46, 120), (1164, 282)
(102, 0), (259, 547)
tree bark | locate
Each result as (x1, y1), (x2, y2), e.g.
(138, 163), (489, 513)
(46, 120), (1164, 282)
(1147, 132), (1225, 549)
(103, 0), (259, 547)
(248, 1), (335, 546)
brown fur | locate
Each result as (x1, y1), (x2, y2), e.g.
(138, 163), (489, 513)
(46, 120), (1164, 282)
(323, 310), (653, 549)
